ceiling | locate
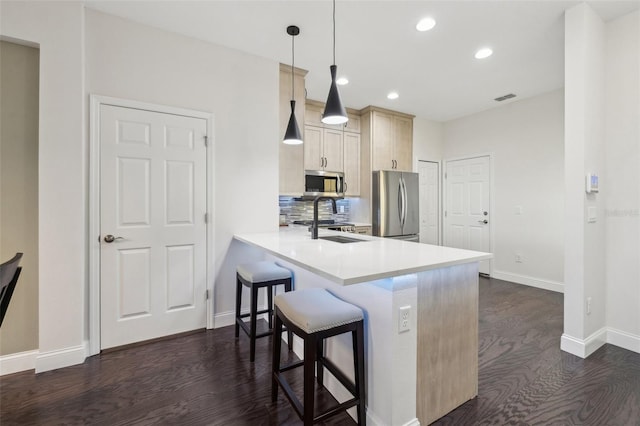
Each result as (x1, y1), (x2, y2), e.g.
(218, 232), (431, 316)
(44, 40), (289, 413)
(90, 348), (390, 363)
(84, 0), (639, 122)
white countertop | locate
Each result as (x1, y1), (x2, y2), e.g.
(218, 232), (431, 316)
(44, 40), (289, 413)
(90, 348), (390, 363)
(234, 226), (492, 285)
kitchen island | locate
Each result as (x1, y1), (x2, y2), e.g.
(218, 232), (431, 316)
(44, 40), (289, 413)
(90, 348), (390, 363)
(234, 226), (491, 426)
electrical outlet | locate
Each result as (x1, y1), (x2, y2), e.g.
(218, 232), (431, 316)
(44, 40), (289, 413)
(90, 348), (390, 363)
(398, 306), (411, 333)
(515, 253), (522, 263)
(586, 297), (592, 315)
(339, 205), (345, 213)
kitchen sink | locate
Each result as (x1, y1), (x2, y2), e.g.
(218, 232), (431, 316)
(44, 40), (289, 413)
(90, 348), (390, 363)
(318, 235), (365, 244)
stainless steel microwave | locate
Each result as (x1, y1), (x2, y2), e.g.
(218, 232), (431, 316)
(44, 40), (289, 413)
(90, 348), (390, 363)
(304, 170), (345, 197)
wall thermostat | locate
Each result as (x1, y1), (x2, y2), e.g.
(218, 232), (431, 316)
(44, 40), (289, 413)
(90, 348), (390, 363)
(586, 173), (599, 193)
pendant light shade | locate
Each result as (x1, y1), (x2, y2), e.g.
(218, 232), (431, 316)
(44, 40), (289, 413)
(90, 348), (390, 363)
(283, 100), (303, 144)
(283, 25), (303, 145)
(322, 0), (348, 125)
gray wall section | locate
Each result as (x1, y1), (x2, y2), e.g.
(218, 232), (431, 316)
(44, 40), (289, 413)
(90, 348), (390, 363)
(0, 41), (39, 355)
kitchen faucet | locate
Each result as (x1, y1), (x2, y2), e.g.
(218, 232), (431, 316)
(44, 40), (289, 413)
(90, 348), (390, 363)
(311, 196), (340, 239)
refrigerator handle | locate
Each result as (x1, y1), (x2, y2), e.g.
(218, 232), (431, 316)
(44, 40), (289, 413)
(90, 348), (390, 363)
(398, 180), (403, 225)
(400, 176), (406, 228)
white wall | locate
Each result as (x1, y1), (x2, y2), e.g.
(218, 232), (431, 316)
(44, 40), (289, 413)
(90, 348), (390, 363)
(413, 117), (444, 163)
(84, 10), (279, 327)
(442, 90), (565, 291)
(1, 1), (86, 372)
(562, 3), (608, 357)
(0, 3), (279, 371)
(604, 10), (640, 350)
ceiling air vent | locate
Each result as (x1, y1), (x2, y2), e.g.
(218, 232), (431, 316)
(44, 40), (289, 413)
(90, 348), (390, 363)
(494, 93), (516, 102)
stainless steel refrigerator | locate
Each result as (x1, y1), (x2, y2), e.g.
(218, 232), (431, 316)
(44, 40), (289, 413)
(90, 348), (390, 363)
(372, 170), (420, 241)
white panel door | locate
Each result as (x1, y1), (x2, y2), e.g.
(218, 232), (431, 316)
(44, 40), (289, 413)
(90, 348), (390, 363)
(100, 105), (207, 349)
(444, 156), (491, 274)
(419, 161), (439, 245)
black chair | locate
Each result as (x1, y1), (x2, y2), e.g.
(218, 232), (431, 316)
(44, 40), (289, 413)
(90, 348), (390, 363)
(0, 252), (23, 327)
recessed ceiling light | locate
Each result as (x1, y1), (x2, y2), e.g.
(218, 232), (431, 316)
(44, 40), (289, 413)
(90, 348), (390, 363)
(416, 17), (436, 32)
(387, 92), (399, 100)
(475, 48), (493, 59)
(336, 77), (349, 85)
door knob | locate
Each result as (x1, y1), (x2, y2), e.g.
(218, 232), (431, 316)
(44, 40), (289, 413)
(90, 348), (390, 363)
(478, 220), (488, 224)
(103, 234), (124, 243)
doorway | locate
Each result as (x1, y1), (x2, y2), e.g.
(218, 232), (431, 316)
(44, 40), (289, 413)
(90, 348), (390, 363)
(444, 155), (492, 275)
(89, 96), (214, 353)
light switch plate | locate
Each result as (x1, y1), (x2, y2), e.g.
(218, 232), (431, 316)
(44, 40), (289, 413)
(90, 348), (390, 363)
(588, 206), (597, 223)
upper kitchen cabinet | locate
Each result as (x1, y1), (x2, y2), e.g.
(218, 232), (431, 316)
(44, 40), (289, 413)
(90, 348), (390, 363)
(360, 106), (414, 172)
(343, 131), (361, 196)
(304, 125), (343, 172)
(279, 64), (307, 196)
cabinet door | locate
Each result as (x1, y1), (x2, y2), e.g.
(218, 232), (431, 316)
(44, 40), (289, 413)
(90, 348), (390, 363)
(344, 113), (361, 133)
(343, 132), (360, 196)
(304, 126), (324, 170)
(305, 103), (324, 126)
(372, 111), (394, 171)
(394, 115), (413, 171)
(323, 128), (343, 172)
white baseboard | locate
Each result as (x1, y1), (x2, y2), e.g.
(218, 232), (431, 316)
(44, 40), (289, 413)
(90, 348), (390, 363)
(606, 327), (640, 353)
(35, 341), (88, 373)
(213, 307), (270, 329)
(560, 327), (640, 358)
(0, 349), (38, 376)
(491, 270), (564, 293)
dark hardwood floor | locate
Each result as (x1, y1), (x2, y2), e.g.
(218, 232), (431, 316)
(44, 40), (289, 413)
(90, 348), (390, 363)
(2, 277), (640, 425)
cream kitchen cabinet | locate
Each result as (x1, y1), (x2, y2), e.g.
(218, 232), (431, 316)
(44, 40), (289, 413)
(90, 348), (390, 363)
(279, 64), (307, 195)
(363, 108), (414, 172)
(304, 126), (343, 172)
(343, 131), (360, 196)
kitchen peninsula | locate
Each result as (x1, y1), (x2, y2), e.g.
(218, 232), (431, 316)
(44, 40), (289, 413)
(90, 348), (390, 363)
(234, 226), (491, 426)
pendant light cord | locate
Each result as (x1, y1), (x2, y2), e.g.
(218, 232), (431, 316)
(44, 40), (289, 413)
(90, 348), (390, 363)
(291, 32), (295, 99)
(332, 0), (336, 65)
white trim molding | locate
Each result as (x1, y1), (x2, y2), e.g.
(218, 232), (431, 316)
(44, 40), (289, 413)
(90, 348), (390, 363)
(35, 341), (88, 373)
(88, 95), (215, 355)
(560, 326), (640, 359)
(492, 270), (564, 293)
(605, 328), (640, 354)
(0, 349), (38, 376)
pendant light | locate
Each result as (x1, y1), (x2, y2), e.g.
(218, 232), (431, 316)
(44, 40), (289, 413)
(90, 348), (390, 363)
(321, 0), (348, 125)
(283, 25), (303, 145)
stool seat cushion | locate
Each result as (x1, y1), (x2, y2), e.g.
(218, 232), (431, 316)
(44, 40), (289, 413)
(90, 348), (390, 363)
(237, 261), (291, 284)
(275, 288), (363, 334)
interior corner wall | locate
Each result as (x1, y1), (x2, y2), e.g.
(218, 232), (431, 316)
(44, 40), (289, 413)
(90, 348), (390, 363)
(83, 10), (280, 330)
(0, 41), (39, 356)
(0, 1), (86, 371)
(413, 117), (444, 163)
(604, 10), (640, 351)
(562, 3), (607, 357)
(442, 90), (565, 291)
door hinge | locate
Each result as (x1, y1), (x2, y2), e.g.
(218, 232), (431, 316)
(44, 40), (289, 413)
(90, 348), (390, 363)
(204, 213), (208, 223)
(206, 289), (209, 300)
(204, 135), (208, 147)
(444, 172), (447, 179)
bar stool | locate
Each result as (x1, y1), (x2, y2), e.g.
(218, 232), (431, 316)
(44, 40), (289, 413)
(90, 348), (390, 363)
(271, 288), (366, 425)
(235, 261), (292, 362)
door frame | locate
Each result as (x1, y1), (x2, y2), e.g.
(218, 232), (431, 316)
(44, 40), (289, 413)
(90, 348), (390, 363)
(88, 95), (215, 356)
(416, 159), (442, 245)
(443, 153), (494, 276)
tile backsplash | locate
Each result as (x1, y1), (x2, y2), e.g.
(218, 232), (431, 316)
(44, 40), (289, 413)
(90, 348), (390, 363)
(279, 196), (350, 224)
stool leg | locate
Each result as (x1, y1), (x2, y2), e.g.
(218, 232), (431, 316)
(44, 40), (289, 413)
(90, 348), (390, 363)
(285, 279), (293, 351)
(271, 312), (283, 403)
(303, 336), (317, 426)
(249, 284), (259, 362)
(354, 322), (366, 426)
(267, 284), (274, 329)
(234, 276), (242, 338)
(316, 338), (324, 386)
